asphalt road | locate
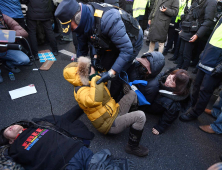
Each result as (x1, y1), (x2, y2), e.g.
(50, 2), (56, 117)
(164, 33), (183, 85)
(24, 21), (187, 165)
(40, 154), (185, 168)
(0, 39), (221, 170)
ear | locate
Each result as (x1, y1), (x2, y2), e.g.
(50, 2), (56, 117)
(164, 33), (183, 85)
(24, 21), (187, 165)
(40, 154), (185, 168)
(9, 139), (15, 144)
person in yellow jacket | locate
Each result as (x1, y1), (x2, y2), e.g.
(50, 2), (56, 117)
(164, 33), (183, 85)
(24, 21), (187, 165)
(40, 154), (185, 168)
(63, 56), (148, 157)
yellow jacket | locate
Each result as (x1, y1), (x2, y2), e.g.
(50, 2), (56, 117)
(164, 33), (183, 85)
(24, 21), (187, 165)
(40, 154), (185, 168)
(63, 62), (119, 134)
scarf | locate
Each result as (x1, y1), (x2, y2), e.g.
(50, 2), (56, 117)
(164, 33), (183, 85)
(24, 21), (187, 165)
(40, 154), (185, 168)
(74, 3), (94, 36)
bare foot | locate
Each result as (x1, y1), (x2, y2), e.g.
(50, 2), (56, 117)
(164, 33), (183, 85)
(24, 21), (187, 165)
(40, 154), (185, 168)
(204, 108), (212, 115)
(152, 128), (159, 135)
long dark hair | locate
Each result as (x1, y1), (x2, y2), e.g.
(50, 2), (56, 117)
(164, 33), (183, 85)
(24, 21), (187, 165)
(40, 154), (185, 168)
(170, 69), (192, 96)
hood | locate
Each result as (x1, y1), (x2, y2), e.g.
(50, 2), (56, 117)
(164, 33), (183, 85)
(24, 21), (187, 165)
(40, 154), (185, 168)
(63, 57), (91, 86)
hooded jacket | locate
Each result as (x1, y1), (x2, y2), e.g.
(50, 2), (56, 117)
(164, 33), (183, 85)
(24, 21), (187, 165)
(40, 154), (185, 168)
(63, 61), (119, 134)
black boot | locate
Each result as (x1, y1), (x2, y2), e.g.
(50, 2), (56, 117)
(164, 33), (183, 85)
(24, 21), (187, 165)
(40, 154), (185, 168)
(125, 126), (149, 157)
(168, 57), (177, 61)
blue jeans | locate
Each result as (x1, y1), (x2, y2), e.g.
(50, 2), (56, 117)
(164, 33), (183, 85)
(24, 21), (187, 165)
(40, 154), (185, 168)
(66, 146), (93, 170)
(0, 50), (30, 67)
(211, 91), (222, 134)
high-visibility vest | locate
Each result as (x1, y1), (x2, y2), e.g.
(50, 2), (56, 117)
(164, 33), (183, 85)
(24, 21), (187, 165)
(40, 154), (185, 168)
(175, 0), (191, 23)
(133, 0), (149, 18)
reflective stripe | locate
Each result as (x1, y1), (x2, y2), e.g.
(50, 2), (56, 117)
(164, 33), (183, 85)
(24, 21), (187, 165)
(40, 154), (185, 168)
(133, 7), (146, 11)
(198, 62), (214, 72)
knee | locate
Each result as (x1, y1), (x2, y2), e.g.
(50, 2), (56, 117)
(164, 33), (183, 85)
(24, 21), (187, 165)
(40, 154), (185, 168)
(136, 111), (146, 124)
(17, 53), (30, 65)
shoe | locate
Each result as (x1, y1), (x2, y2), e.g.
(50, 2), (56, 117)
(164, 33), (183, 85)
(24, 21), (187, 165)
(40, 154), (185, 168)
(125, 126), (149, 157)
(179, 112), (197, 122)
(162, 50), (168, 56)
(192, 68), (198, 74)
(168, 48), (175, 54)
(4, 64), (20, 73)
(173, 60), (178, 64)
(52, 51), (58, 56)
(220, 154), (222, 161)
(34, 54), (39, 60)
(0, 70), (3, 83)
(25, 61), (33, 66)
(199, 125), (215, 134)
(204, 108), (212, 115)
(168, 57), (177, 61)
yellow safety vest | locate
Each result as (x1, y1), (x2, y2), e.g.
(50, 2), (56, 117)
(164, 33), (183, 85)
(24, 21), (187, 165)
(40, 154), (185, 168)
(133, 0), (149, 18)
(209, 18), (222, 48)
(175, 0), (191, 23)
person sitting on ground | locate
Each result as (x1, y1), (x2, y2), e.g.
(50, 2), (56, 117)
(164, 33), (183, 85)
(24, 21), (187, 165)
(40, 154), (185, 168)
(0, 105), (95, 170)
(63, 57), (149, 157)
(139, 68), (192, 135)
(199, 90), (222, 134)
(0, 12), (31, 83)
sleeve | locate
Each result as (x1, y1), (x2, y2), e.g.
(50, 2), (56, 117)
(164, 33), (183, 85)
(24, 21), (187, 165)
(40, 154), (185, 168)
(196, 0), (217, 38)
(153, 102), (180, 134)
(3, 14), (28, 38)
(77, 33), (89, 57)
(78, 76), (105, 108)
(164, 0), (179, 17)
(101, 9), (134, 73)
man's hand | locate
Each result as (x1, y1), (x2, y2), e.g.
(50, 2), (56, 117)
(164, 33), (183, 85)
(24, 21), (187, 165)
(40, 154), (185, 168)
(189, 34), (198, 42)
(160, 6), (167, 12)
(96, 69), (116, 85)
(148, 20), (151, 25)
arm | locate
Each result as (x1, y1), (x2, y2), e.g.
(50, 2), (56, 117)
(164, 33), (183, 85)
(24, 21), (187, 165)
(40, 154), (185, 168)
(164, 0), (179, 17)
(153, 102), (180, 134)
(195, 0), (217, 38)
(76, 33), (89, 57)
(101, 9), (133, 73)
(3, 14), (28, 38)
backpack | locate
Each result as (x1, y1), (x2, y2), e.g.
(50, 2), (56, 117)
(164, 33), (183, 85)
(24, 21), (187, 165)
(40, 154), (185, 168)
(0, 145), (25, 170)
(89, 2), (140, 49)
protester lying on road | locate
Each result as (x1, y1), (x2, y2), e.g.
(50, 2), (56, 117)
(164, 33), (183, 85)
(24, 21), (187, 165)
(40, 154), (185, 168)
(0, 105), (95, 170)
(63, 57), (149, 157)
(139, 68), (192, 135)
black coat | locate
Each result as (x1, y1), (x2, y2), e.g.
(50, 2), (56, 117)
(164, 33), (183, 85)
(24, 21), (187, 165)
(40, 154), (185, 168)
(139, 69), (191, 134)
(26, 0), (53, 20)
(180, 0), (217, 41)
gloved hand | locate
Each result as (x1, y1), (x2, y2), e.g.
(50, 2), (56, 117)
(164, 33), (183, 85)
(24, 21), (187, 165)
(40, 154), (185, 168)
(92, 58), (104, 72)
(192, 6), (200, 19)
(211, 62), (222, 77)
(96, 71), (112, 84)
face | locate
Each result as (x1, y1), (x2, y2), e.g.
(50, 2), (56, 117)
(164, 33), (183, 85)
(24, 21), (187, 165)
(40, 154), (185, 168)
(165, 74), (176, 88)
(3, 125), (23, 144)
(71, 20), (78, 31)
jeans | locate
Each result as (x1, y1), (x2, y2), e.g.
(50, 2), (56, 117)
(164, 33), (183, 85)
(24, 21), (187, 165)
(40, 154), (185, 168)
(66, 146), (93, 170)
(0, 50), (30, 67)
(108, 90), (146, 134)
(190, 69), (222, 117)
(211, 91), (222, 134)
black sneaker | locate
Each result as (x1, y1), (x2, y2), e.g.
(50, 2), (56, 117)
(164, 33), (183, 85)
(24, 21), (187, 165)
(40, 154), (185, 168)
(168, 57), (177, 61)
(179, 112), (197, 122)
(34, 54), (39, 60)
(4, 64), (21, 73)
(162, 50), (168, 56)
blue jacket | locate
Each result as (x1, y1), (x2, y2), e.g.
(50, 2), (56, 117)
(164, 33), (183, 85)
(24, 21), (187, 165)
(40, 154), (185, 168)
(197, 16), (222, 75)
(76, 3), (143, 73)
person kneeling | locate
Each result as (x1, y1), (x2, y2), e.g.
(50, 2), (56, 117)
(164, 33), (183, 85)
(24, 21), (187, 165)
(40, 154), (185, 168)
(63, 57), (148, 157)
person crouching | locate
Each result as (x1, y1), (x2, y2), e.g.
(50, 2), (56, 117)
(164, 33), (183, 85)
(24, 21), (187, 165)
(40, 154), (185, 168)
(63, 57), (149, 157)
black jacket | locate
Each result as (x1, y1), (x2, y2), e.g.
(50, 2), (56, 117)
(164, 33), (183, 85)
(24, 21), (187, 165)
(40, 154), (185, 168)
(26, 0), (53, 20)
(8, 105), (94, 170)
(180, 0), (217, 41)
(140, 69), (191, 134)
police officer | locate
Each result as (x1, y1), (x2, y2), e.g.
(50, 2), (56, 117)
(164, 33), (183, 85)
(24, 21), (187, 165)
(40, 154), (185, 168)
(55, 0), (143, 101)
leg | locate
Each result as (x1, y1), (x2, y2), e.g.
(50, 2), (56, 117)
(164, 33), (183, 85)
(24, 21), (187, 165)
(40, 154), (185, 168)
(0, 50), (30, 67)
(181, 41), (195, 70)
(158, 42), (165, 53)
(211, 112), (222, 134)
(13, 18), (26, 30)
(118, 90), (137, 116)
(42, 20), (58, 52)
(27, 19), (38, 56)
(212, 91), (222, 118)
(148, 41), (155, 52)
(176, 39), (186, 68)
(190, 73), (222, 117)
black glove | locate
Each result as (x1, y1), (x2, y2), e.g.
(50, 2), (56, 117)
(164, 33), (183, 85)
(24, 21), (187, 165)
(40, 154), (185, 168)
(211, 62), (222, 77)
(92, 58), (104, 72)
(96, 71), (112, 84)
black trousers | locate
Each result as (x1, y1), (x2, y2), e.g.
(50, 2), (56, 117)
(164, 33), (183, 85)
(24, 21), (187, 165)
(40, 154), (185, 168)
(177, 39), (196, 70)
(190, 69), (222, 117)
(165, 27), (178, 51)
(172, 36), (181, 59)
(27, 19), (57, 55)
(13, 18), (26, 30)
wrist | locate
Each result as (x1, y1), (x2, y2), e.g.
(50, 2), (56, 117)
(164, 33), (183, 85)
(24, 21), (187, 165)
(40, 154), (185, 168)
(108, 69), (116, 78)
